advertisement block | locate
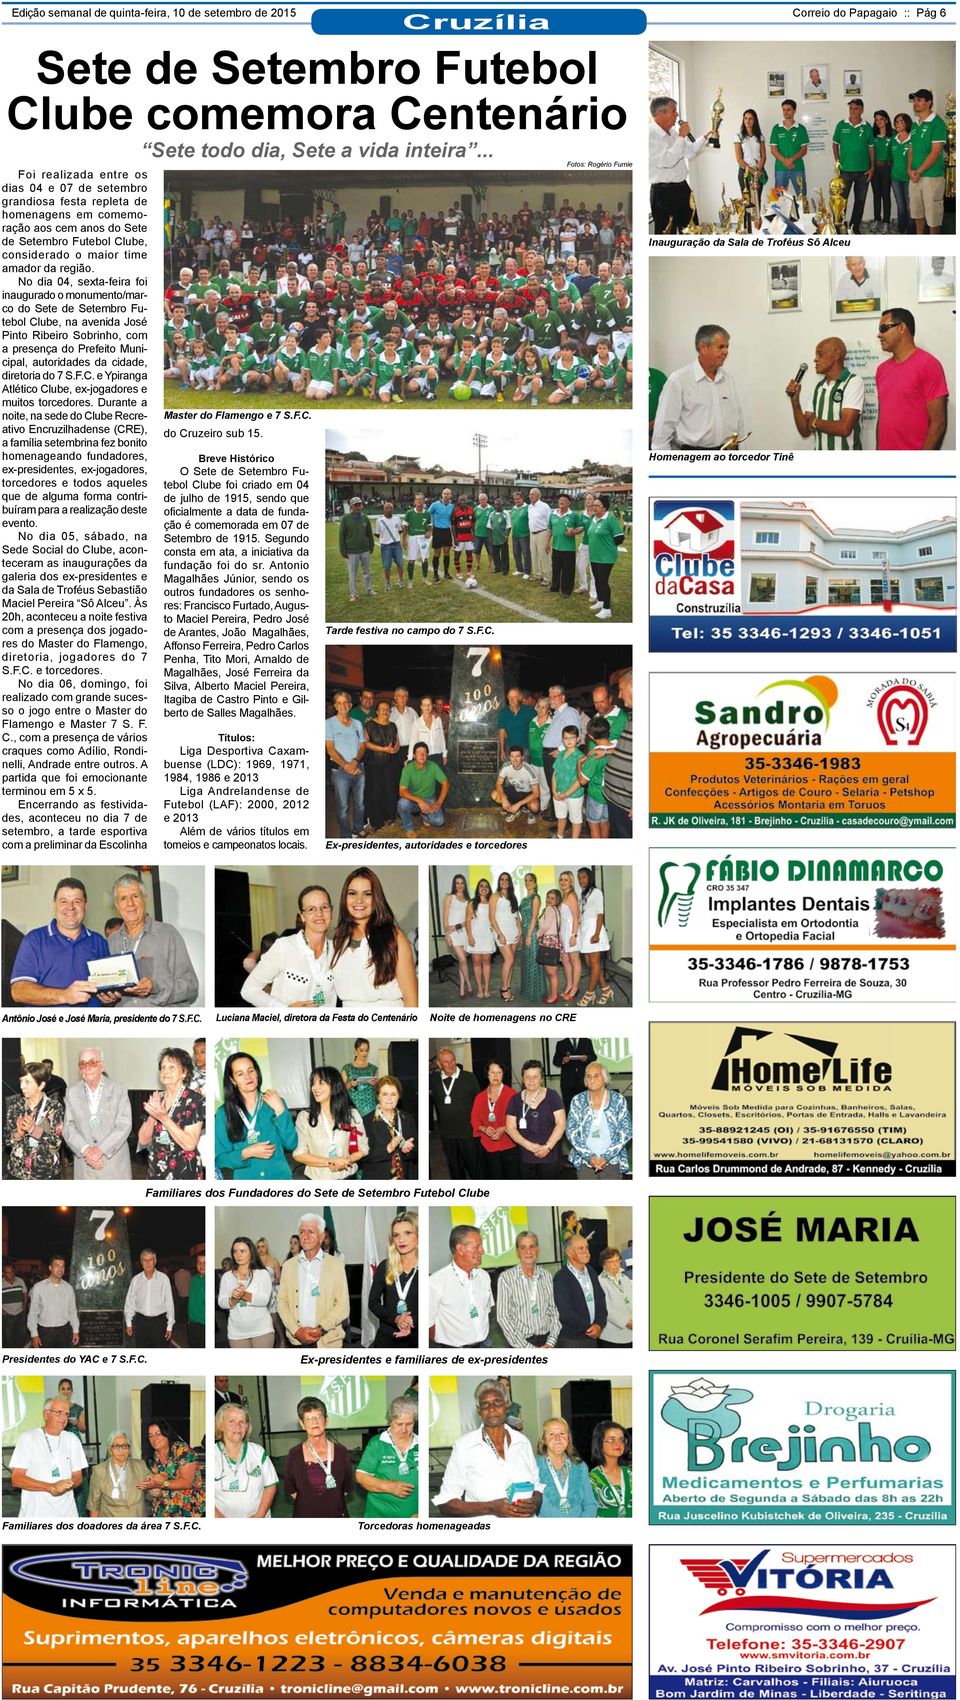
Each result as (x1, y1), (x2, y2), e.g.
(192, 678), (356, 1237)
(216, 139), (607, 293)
(649, 847), (955, 1005)
(649, 672), (956, 828)
(649, 1370), (956, 1526)
(649, 1196), (956, 1351)
(649, 1544), (957, 1700)
(649, 1021), (956, 1177)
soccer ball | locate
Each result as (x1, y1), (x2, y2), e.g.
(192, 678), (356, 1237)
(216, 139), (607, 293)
(451, 382), (473, 402)
(465, 574), (478, 589)
(577, 364), (592, 380)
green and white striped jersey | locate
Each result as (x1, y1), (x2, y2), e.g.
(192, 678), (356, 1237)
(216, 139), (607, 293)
(811, 367), (865, 450)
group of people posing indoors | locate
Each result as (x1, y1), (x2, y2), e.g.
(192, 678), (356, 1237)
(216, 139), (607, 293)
(430, 1050), (632, 1180)
(442, 871), (616, 1007)
(4, 1042), (206, 1183)
(214, 1056), (415, 1183)
(215, 1211), (420, 1352)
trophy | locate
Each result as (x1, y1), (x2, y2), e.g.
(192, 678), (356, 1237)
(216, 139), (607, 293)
(719, 430), (752, 450)
(828, 158), (848, 233)
(682, 192), (701, 235)
(745, 168), (763, 229)
(718, 184), (733, 233)
(945, 91), (956, 200)
(708, 86), (724, 147)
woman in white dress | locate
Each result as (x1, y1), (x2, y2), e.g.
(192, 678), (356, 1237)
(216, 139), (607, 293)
(734, 110), (767, 228)
(218, 1237), (276, 1350)
(294, 1067), (368, 1181)
(490, 872), (522, 1003)
(329, 868), (418, 1008)
(442, 873), (471, 999)
(464, 877), (495, 1000)
(240, 885), (334, 1008)
(577, 866), (612, 1006)
(214, 1403), (278, 1520)
(557, 870), (582, 1004)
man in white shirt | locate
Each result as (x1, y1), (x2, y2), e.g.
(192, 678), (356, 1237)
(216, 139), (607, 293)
(526, 487), (552, 587)
(493, 749), (540, 825)
(651, 325), (746, 451)
(433, 1380), (542, 1518)
(3, 1261), (28, 1347)
(125, 1248), (175, 1347)
(649, 96), (718, 234)
(429, 1226), (493, 1349)
(28, 1257), (80, 1349)
(10, 1393), (87, 1520)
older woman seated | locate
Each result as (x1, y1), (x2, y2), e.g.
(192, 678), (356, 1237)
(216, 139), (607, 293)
(565, 1061), (632, 1177)
(86, 1431), (151, 1518)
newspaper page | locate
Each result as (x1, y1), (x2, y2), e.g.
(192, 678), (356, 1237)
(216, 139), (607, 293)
(0, 0), (955, 1699)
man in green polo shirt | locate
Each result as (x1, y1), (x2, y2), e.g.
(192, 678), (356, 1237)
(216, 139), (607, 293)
(398, 744), (449, 835)
(832, 99), (875, 233)
(769, 99), (809, 197)
(908, 88), (947, 234)
(548, 494), (585, 597)
(509, 491), (531, 579)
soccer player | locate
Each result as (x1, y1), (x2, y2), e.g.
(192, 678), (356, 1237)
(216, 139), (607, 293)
(514, 346), (545, 406)
(480, 337), (515, 401)
(239, 344), (275, 393)
(591, 340), (621, 402)
(274, 331), (306, 393)
(451, 336), (483, 397)
(549, 346), (589, 406)
(407, 336), (439, 401)
(552, 724), (585, 840)
(187, 335), (218, 392)
(374, 334), (407, 404)
(402, 494), (433, 588)
(336, 330), (373, 398)
(451, 493), (476, 580)
(487, 497), (512, 576)
(303, 331), (337, 402)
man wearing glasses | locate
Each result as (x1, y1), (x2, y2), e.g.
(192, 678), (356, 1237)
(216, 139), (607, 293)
(62, 1048), (133, 1180)
(875, 308), (949, 452)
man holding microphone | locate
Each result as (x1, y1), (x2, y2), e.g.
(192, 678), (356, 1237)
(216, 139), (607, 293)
(649, 97), (718, 234)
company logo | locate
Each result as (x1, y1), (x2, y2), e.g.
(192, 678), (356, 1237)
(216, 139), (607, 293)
(710, 1027), (892, 1092)
(658, 1376), (931, 1474)
(658, 861), (700, 926)
(694, 677), (838, 749)
(875, 683), (931, 747)
(652, 500), (736, 604)
(679, 1549), (934, 1620)
(10, 1553), (248, 1597)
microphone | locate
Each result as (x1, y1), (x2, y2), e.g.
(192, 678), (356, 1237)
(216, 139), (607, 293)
(793, 361), (808, 384)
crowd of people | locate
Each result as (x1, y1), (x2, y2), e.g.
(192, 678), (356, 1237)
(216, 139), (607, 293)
(440, 870), (618, 1008)
(9, 1392), (205, 1521)
(235, 869), (417, 1011)
(163, 200), (632, 407)
(4, 1041), (207, 1183)
(336, 488), (627, 616)
(429, 1050), (632, 1178)
(429, 1223), (633, 1352)
(326, 674), (632, 841)
(433, 1380), (631, 1519)
(213, 1210), (419, 1352)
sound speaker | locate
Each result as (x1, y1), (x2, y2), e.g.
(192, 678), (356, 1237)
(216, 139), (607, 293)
(214, 868), (252, 1007)
(561, 1378), (611, 1467)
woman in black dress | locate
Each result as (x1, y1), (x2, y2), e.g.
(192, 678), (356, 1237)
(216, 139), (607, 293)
(367, 1211), (418, 1349)
(363, 701), (400, 832)
(361, 1075), (416, 1181)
